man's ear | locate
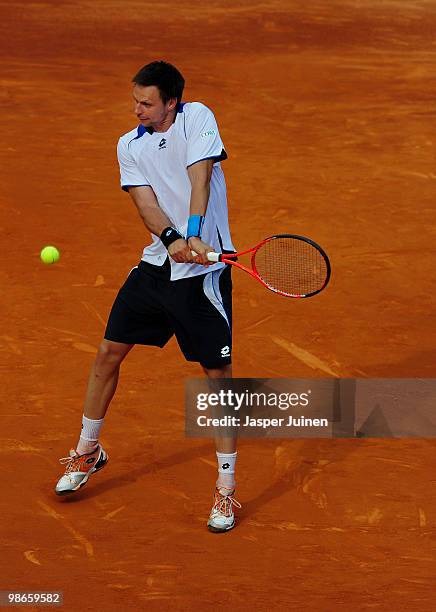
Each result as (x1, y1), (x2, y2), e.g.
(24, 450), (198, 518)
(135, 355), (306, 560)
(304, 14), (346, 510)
(168, 98), (178, 111)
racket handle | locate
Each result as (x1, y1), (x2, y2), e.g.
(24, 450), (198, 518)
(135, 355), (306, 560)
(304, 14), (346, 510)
(190, 250), (221, 262)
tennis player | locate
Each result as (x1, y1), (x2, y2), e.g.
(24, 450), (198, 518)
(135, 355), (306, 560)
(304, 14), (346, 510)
(55, 61), (240, 533)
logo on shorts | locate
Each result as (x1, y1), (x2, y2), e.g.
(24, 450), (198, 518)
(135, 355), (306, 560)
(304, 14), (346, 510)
(221, 345), (230, 357)
(158, 138), (167, 149)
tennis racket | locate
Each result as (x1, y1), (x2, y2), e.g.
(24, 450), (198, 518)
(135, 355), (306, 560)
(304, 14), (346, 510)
(193, 234), (331, 298)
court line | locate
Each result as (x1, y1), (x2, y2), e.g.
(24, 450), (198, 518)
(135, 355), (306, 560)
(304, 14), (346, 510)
(103, 506), (126, 521)
(242, 314), (274, 331)
(42, 326), (86, 338)
(24, 550), (41, 566)
(80, 301), (106, 327)
(72, 342), (98, 354)
(0, 414), (40, 417)
(0, 335), (22, 355)
(37, 500), (94, 559)
(0, 439), (40, 452)
(271, 336), (340, 376)
(199, 458), (216, 468)
(418, 508), (426, 528)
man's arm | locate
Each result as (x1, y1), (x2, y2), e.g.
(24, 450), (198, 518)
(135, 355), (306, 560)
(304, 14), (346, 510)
(128, 186), (193, 263)
(187, 159), (215, 265)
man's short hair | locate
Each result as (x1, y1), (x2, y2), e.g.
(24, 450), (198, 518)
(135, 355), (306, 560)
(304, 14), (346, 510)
(132, 61), (185, 109)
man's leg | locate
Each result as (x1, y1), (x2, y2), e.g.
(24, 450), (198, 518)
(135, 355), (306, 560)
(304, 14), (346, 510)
(55, 339), (133, 495)
(203, 364), (241, 533)
(83, 339), (134, 420)
(74, 339), (134, 453)
(202, 364), (236, 454)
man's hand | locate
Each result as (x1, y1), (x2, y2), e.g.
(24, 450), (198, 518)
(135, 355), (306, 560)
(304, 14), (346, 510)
(167, 238), (194, 263)
(188, 237), (214, 266)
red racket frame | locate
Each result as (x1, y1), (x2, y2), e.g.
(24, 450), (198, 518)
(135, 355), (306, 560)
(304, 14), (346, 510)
(212, 234), (331, 298)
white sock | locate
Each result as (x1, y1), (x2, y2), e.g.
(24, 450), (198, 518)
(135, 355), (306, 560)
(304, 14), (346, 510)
(216, 451), (237, 493)
(76, 415), (104, 455)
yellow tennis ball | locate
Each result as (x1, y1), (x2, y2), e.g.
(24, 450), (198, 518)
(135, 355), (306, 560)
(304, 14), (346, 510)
(40, 245), (60, 265)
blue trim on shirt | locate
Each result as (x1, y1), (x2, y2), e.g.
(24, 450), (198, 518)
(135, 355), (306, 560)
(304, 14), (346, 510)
(121, 184), (150, 192)
(128, 124), (154, 147)
(187, 150), (227, 168)
(132, 124), (146, 140)
(127, 105), (184, 147)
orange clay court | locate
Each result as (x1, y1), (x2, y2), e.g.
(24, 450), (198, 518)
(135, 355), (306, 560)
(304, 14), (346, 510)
(1, 1), (436, 610)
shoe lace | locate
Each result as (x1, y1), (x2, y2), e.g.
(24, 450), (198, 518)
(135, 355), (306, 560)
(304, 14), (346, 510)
(59, 452), (80, 475)
(213, 488), (242, 517)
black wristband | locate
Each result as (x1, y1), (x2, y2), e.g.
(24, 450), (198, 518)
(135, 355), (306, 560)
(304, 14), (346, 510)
(160, 226), (184, 249)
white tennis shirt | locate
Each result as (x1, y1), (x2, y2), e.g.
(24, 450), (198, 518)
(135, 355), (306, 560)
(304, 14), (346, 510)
(117, 102), (235, 280)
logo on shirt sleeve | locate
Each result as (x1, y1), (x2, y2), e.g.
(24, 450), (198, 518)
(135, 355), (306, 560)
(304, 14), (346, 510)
(201, 129), (216, 138)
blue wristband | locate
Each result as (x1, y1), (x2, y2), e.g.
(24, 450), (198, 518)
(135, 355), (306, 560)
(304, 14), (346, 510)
(186, 215), (205, 239)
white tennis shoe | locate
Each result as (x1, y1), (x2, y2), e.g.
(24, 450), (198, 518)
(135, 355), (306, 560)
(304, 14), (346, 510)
(55, 445), (108, 495)
(207, 486), (241, 533)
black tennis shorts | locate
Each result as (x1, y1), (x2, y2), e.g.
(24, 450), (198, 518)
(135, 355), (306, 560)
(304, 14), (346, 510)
(104, 258), (232, 369)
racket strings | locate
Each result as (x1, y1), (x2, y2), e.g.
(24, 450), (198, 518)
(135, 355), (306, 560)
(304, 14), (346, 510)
(253, 237), (328, 297)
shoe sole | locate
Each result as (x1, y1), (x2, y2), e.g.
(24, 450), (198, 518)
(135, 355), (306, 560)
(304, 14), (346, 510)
(207, 519), (235, 533)
(55, 454), (108, 496)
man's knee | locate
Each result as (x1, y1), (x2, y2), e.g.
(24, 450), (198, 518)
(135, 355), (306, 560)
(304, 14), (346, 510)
(96, 340), (133, 367)
(202, 364), (232, 379)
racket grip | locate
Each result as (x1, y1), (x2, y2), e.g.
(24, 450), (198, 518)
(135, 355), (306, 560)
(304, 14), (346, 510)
(190, 250), (221, 262)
